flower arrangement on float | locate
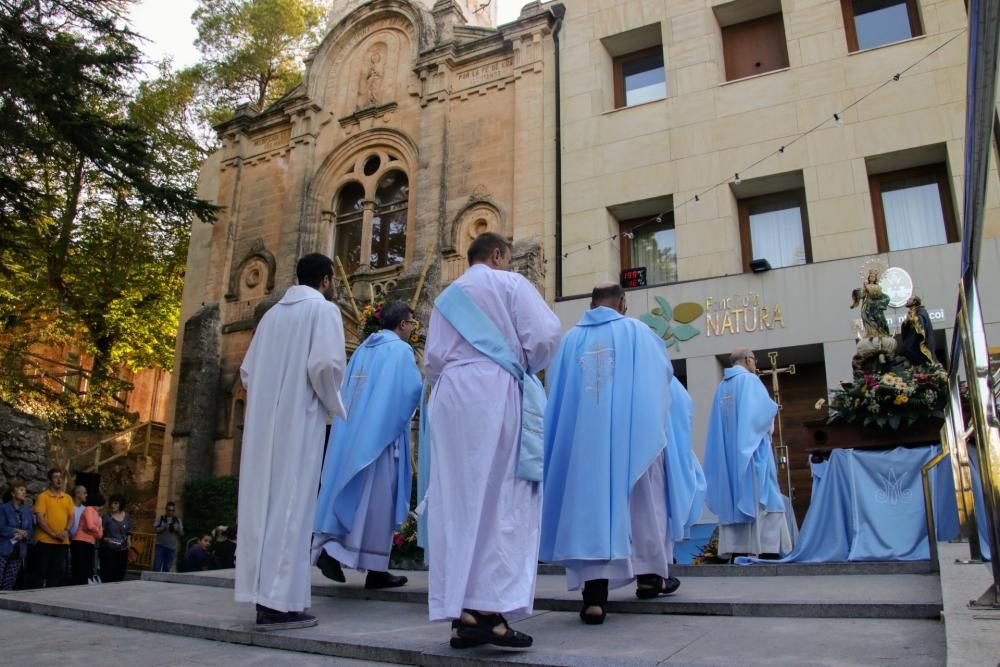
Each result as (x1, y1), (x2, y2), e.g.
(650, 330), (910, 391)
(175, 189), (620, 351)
(360, 297), (424, 348)
(822, 366), (949, 431)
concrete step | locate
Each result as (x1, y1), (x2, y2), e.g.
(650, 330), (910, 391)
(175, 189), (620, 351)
(534, 561), (936, 577)
(0, 580), (945, 667)
(141, 568), (943, 620)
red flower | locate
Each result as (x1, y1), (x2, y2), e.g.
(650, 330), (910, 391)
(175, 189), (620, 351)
(393, 533), (403, 546)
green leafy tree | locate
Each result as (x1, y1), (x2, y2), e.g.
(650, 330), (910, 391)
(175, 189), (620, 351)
(0, 0), (216, 428)
(0, 0), (215, 262)
(191, 0), (326, 126)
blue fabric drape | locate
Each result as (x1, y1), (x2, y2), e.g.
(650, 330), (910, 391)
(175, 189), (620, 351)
(756, 446), (958, 563)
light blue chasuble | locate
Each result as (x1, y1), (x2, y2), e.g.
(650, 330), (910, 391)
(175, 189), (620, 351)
(540, 307), (672, 563)
(314, 330), (422, 536)
(665, 377), (707, 540)
(704, 366), (784, 525)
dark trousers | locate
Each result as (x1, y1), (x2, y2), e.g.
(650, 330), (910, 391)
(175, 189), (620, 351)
(32, 542), (69, 588)
(153, 544), (176, 572)
(99, 546), (128, 582)
(70, 540), (96, 585)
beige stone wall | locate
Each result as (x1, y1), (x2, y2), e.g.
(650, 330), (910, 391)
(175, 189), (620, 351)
(545, 0), (1000, 298)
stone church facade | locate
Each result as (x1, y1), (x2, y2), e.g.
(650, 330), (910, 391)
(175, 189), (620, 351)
(158, 0), (558, 506)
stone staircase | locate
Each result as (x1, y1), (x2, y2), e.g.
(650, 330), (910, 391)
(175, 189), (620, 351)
(0, 561), (948, 666)
(69, 421), (165, 473)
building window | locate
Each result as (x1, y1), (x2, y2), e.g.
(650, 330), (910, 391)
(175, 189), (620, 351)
(738, 190), (811, 272)
(331, 153), (411, 275)
(868, 164), (956, 252)
(842, 0), (922, 52)
(614, 46), (666, 108)
(721, 13), (790, 82)
(63, 352), (82, 394)
(334, 181), (365, 275)
(620, 214), (677, 285)
(370, 171), (408, 268)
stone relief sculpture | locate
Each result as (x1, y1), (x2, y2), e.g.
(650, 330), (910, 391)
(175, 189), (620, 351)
(358, 44), (386, 109)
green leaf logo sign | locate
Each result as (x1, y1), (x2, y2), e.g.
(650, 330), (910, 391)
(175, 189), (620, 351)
(639, 296), (704, 350)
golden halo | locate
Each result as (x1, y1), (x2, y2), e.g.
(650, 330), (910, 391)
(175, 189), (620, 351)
(859, 257), (889, 281)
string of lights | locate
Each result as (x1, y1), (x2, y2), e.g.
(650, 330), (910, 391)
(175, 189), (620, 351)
(552, 28), (968, 263)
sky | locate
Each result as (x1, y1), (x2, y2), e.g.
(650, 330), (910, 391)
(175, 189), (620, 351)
(128, 0), (525, 72)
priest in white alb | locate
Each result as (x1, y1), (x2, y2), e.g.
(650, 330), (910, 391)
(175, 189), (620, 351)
(236, 253), (346, 631)
(422, 232), (561, 649)
(703, 347), (792, 559)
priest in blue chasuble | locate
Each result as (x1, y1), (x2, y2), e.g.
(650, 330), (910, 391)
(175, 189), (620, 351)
(541, 282), (684, 625)
(312, 302), (422, 590)
(704, 348), (792, 559)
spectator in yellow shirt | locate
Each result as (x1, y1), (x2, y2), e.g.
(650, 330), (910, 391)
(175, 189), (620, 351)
(32, 468), (75, 587)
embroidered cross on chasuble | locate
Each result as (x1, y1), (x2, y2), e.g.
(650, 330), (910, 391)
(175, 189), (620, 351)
(578, 346), (615, 402)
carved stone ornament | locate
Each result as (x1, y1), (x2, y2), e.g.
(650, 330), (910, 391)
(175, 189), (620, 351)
(226, 238), (276, 301)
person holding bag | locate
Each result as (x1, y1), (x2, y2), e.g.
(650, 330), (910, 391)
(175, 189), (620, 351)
(100, 494), (132, 582)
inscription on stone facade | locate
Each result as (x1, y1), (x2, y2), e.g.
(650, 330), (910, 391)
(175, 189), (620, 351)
(250, 129), (291, 153)
(455, 57), (514, 89)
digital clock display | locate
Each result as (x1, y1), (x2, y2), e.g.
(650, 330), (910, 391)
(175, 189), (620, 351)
(620, 267), (647, 289)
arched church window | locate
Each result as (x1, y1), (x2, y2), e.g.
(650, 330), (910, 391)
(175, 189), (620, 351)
(335, 181), (365, 274)
(370, 171), (408, 269)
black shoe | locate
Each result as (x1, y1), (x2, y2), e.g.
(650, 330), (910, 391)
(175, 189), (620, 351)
(255, 606), (318, 631)
(636, 573), (679, 599)
(456, 610), (532, 648)
(364, 571), (408, 590)
(580, 578), (608, 625)
(316, 551), (346, 583)
(450, 619), (489, 649)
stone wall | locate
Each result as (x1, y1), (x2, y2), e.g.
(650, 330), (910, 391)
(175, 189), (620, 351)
(0, 403), (50, 496)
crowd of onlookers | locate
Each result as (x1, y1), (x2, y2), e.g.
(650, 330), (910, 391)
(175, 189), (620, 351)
(0, 468), (237, 591)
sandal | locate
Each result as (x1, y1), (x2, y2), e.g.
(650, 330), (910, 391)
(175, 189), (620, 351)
(455, 610), (533, 648)
(450, 620), (488, 649)
(580, 579), (608, 625)
(635, 574), (680, 599)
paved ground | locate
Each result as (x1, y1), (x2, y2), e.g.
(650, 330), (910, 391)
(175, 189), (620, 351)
(0, 573), (946, 666)
(0, 609), (394, 666)
(938, 541), (1000, 667)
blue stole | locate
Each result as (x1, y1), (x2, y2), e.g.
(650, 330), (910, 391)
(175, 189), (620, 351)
(433, 283), (546, 483)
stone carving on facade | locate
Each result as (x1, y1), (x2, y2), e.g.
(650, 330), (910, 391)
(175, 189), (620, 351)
(358, 43), (388, 109)
(224, 239), (276, 333)
(442, 200), (503, 283)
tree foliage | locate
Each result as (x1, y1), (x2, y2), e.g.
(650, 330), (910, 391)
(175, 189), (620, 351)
(191, 0), (326, 126)
(0, 0), (216, 429)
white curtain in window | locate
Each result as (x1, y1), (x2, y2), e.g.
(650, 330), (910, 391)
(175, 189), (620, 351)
(749, 205), (806, 268)
(630, 227), (677, 284)
(881, 181), (947, 251)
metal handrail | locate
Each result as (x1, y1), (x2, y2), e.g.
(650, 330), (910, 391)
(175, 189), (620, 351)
(942, 0), (1000, 609)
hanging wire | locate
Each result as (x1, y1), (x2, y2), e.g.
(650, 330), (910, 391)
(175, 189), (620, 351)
(557, 28), (967, 261)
